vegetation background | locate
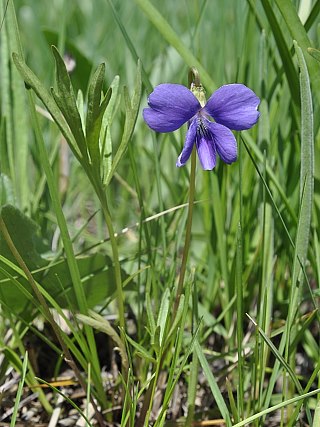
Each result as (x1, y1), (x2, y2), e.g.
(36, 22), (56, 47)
(0, 0), (319, 426)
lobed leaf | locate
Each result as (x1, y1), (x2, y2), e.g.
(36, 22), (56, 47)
(12, 52), (82, 162)
(51, 46), (88, 161)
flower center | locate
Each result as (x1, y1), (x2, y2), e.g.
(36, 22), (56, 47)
(196, 116), (210, 139)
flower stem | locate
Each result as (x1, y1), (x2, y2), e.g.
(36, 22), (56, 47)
(174, 145), (196, 312)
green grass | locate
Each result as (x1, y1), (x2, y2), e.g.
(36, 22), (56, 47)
(0, 0), (320, 426)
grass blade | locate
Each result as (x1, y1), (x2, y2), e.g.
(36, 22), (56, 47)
(10, 351), (29, 427)
(274, 0), (320, 105)
(134, 0), (216, 92)
(195, 339), (232, 426)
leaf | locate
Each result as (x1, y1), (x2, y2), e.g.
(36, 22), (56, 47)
(12, 52), (82, 162)
(51, 46), (88, 161)
(43, 29), (93, 94)
(195, 339), (232, 425)
(232, 387), (320, 427)
(274, 0), (320, 105)
(0, 204), (46, 270)
(125, 334), (156, 363)
(105, 60), (141, 185)
(156, 287), (170, 346)
(260, 0), (299, 105)
(101, 75), (120, 181)
(86, 63), (110, 169)
(10, 351), (28, 427)
(77, 310), (128, 374)
(0, 205), (131, 318)
(291, 42), (314, 298)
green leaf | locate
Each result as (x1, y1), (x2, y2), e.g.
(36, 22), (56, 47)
(125, 334), (156, 363)
(260, 0), (299, 105)
(12, 52), (82, 162)
(0, 204), (46, 270)
(274, 0), (320, 105)
(232, 387), (320, 427)
(105, 60), (141, 185)
(156, 288), (170, 346)
(0, 205), (130, 317)
(86, 63), (111, 170)
(43, 29), (93, 94)
(51, 46), (88, 161)
(10, 351), (28, 427)
(290, 41), (314, 302)
(101, 75), (120, 181)
(77, 310), (128, 374)
(195, 339), (232, 425)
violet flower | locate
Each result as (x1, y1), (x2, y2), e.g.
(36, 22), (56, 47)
(143, 82), (260, 170)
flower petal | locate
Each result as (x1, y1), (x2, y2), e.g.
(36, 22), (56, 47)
(196, 129), (216, 170)
(143, 83), (201, 132)
(204, 84), (260, 131)
(176, 118), (197, 167)
(207, 122), (237, 164)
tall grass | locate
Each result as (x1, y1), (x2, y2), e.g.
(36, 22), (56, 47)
(0, 0), (319, 426)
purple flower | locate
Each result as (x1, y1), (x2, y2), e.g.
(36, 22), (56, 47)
(143, 83), (260, 170)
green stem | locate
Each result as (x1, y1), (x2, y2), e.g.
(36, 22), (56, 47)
(173, 66), (199, 314)
(173, 145), (196, 313)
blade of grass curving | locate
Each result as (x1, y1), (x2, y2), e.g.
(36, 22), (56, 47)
(260, 0), (299, 105)
(242, 134), (316, 316)
(77, 310), (129, 376)
(10, 351), (28, 427)
(286, 41), (313, 326)
(35, 377), (93, 427)
(274, 0), (320, 105)
(242, 132), (297, 223)
(304, 0), (320, 31)
(134, 0), (215, 92)
(195, 338), (231, 425)
(107, 0), (152, 92)
(233, 387), (320, 427)
(288, 344), (320, 426)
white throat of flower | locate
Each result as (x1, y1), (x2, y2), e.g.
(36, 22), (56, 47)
(190, 82), (206, 108)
